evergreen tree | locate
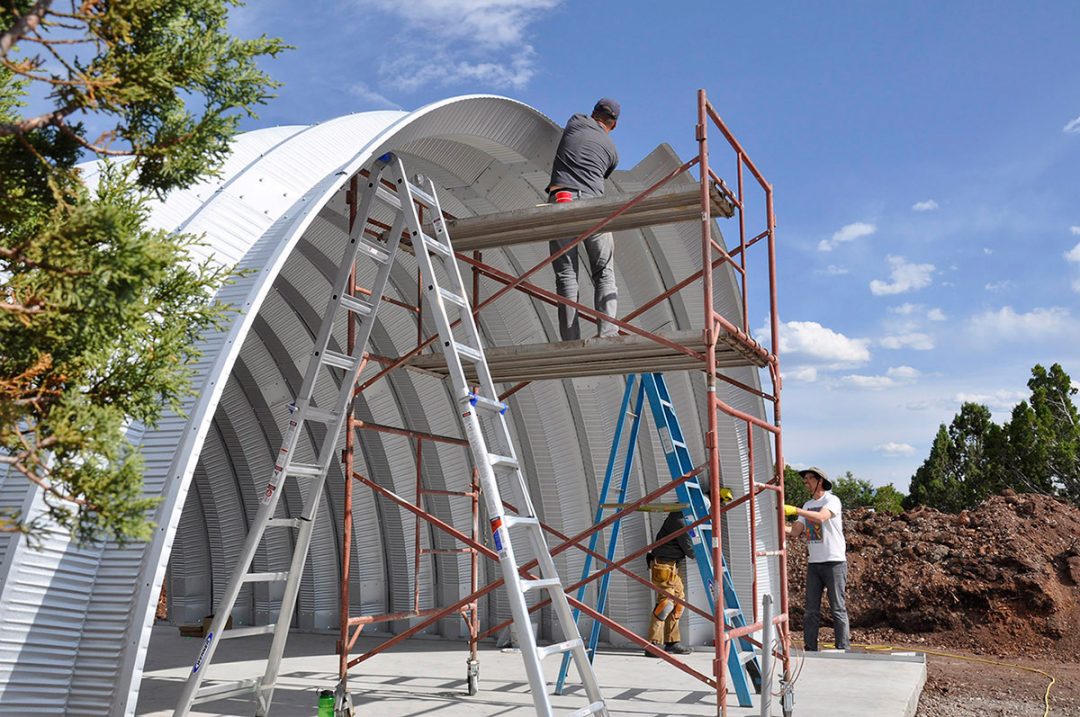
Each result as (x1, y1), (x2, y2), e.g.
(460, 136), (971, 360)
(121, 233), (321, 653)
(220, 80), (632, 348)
(0, 2), (286, 544)
(1017, 364), (1080, 503)
(831, 471), (875, 508)
(906, 423), (965, 511)
(871, 484), (905, 514)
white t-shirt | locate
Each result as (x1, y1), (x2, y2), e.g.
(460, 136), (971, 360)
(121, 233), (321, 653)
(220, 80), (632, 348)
(799, 492), (845, 563)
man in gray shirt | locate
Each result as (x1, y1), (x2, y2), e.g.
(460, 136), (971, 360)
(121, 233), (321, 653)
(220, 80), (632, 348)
(546, 98), (620, 340)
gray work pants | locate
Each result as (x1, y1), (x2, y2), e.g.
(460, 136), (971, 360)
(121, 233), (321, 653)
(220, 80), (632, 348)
(548, 190), (618, 340)
(804, 560), (849, 650)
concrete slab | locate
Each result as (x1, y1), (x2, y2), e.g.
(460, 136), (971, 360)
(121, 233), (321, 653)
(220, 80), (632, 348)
(137, 625), (925, 716)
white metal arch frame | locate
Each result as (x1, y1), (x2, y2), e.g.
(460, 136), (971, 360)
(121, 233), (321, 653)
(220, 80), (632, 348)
(0, 96), (776, 716)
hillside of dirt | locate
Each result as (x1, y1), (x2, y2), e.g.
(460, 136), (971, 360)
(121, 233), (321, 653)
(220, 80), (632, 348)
(787, 490), (1080, 660)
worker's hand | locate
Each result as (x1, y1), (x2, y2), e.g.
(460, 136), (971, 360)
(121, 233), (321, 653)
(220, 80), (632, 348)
(717, 487), (733, 503)
(784, 504), (799, 519)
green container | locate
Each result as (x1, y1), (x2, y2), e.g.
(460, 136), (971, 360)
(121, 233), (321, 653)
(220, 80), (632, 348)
(317, 689), (334, 717)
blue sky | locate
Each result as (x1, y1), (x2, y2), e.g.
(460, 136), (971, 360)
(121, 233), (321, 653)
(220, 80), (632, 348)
(227, 1), (1080, 490)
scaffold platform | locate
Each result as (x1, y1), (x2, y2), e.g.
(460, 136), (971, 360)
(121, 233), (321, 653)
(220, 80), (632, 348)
(407, 328), (768, 383)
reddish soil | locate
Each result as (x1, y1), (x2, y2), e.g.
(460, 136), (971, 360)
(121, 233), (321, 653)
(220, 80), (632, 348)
(787, 490), (1080, 715)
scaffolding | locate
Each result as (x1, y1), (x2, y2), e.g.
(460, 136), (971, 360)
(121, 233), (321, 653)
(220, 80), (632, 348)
(335, 89), (790, 716)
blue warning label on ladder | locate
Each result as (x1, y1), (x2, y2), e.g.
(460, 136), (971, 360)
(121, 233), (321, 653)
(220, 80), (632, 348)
(490, 517), (505, 554)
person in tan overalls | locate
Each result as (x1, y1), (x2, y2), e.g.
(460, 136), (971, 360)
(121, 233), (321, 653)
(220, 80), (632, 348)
(644, 509), (695, 656)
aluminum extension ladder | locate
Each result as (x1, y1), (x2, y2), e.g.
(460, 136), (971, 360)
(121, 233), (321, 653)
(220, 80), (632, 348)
(174, 153), (607, 717)
(554, 373), (762, 707)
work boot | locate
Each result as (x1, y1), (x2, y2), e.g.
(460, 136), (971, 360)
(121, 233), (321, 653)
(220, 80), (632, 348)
(643, 641), (662, 657)
(665, 642), (692, 655)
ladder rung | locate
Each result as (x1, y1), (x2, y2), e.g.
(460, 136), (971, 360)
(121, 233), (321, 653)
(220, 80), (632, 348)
(374, 184), (402, 209)
(287, 462), (323, 478)
(537, 638), (583, 660)
(489, 454), (519, 470)
(671, 439), (688, 450)
(266, 518), (302, 529)
(737, 649), (757, 665)
(220, 624), (277, 639)
(303, 406), (339, 424)
(521, 577), (562, 593)
(468, 392), (507, 414)
(724, 608), (742, 620)
(438, 287), (468, 309)
(501, 515), (539, 529)
(408, 183), (437, 207)
(422, 233), (452, 257)
(452, 341), (483, 363)
(193, 678), (261, 704)
(340, 293), (373, 317)
(320, 349), (355, 371)
(567, 702), (608, 717)
(358, 237), (390, 263)
(242, 571), (290, 584)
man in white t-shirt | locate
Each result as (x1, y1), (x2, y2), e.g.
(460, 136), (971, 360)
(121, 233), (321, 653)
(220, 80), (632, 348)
(784, 466), (849, 651)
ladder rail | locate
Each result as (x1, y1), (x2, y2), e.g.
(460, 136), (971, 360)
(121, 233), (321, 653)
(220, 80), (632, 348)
(174, 156), (405, 717)
(555, 376), (644, 694)
(643, 372), (761, 705)
(403, 169), (606, 715)
(256, 178), (409, 714)
(555, 372), (760, 708)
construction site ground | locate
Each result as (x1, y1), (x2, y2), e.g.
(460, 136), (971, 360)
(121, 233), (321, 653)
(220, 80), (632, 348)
(140, 490), (1080, 715)
(135, 626), (924, 716)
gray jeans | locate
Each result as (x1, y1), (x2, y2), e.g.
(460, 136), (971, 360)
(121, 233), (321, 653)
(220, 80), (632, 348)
(548, 190), (617, 340)
(804, 560), (849, 650)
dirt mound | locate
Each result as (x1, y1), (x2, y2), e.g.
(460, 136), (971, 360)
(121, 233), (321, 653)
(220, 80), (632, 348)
(786, 490), (1080, 660)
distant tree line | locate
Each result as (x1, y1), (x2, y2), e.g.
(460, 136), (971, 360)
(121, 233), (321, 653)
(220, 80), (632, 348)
(782, 363), (1080, 517)
(783, 465), (906, 515)
(905, 363), (1079, 512)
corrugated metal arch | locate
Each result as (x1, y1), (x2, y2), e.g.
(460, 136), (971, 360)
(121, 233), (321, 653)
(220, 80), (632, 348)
(0, 96), (778, 716)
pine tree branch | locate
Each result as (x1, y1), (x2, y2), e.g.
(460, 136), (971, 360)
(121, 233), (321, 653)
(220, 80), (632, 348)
(0, 0), (54, 58)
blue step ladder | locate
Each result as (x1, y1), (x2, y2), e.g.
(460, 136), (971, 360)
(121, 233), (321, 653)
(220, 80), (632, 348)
(555, 373), (762, 706)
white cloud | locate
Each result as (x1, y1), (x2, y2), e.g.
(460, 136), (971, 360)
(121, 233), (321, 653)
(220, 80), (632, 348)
(880, 333), (935, 350)
(757, 320), (871, 367)
(843, 365), (920, 391)
(912, 200), (938, 212)
(843, 374), (895, 390)
(983, 247), (994, 255)
(819, 264), (849, 276)
(875, 442), (916, 456)
(1071, 226), (1080, 235)
(870, 255), (935, 296)
(886, 365), (920, 380)
(1065, 116), (1080, 134)
(889, 302), (918, 315)
(984, 280), (1014, 292)
(888, 303), (945, 322)
(1065, 242), (1080, 263)
(349, 82), (400, 109)
(818, 222), (876, 252)
(353, 0), (561, 91)
(1074, 278), (1080, 293)
(953, 390), (1027, 412)
(786, 366), (818, 382)
(968, 306), (1073, 342)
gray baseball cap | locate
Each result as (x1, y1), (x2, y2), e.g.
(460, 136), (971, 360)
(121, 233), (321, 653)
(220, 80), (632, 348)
(593, 97), (620, 120)
(800, 466), (832, 490)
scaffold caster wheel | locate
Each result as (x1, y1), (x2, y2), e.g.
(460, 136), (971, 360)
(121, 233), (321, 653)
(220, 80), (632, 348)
(335, 682), (354, 717)
(466, 658), (479, 696)
(780, 678), (794, 717)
